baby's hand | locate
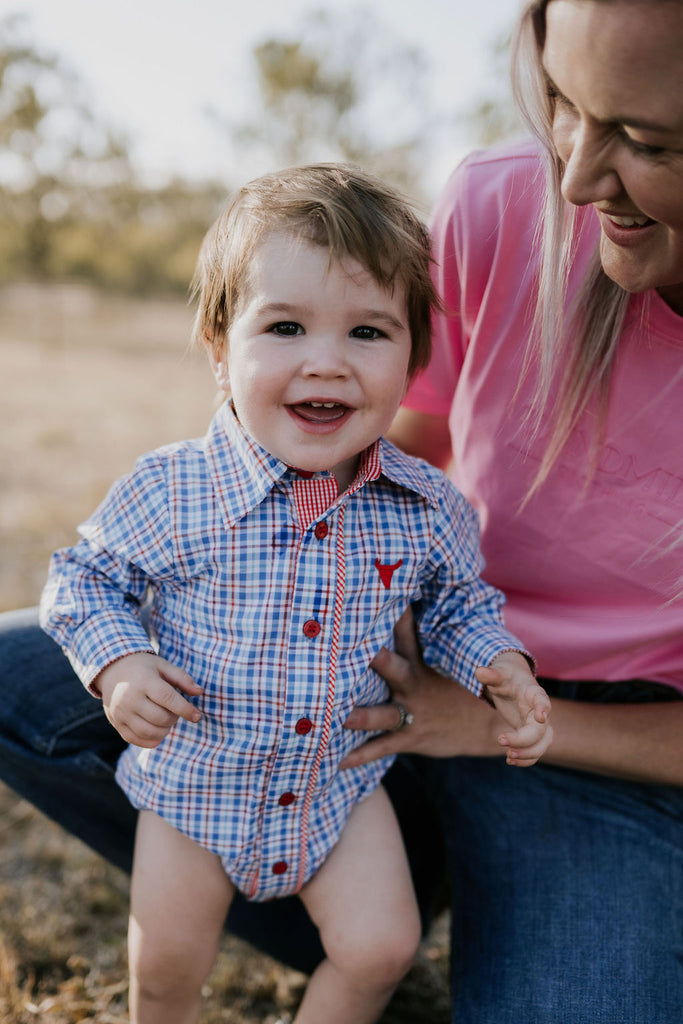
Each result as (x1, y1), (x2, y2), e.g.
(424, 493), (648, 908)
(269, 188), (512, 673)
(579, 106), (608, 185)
(475, 651), (552, 767)
(96, 652), (202, 748)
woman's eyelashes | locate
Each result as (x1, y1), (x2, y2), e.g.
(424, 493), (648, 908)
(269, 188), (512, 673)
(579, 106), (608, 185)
(619, 131), (668, 159)
(546, 81), (670, 161)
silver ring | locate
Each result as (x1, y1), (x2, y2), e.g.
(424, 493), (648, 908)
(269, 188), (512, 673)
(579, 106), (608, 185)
(389, 701), (415, 731)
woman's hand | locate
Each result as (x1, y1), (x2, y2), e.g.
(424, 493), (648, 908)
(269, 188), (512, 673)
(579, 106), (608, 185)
(341, 608), (506, 769)
(345, 610), (683, 786)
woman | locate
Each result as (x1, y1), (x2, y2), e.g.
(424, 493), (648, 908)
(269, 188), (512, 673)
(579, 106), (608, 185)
(345, 1), (683, 1019)
(1, 1), (682, 1021)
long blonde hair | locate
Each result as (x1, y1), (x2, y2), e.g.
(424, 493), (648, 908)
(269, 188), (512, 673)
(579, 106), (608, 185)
(510, 0), (632, 487)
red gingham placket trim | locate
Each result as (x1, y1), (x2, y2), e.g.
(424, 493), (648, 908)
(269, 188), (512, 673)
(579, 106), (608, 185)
(295, 504), (346, 892)
(291, 475), (338, 531)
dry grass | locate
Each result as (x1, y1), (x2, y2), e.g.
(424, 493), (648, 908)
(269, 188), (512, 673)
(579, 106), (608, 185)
(0, 282), (450, 1022)
(0, 281), (217, 613)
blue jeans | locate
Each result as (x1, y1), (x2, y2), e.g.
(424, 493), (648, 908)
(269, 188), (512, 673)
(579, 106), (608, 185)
(1, 608), (682, 1021)
(423, 748), (683, 1023)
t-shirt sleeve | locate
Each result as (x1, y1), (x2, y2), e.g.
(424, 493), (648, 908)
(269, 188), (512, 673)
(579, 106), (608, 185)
(402, 159), (471, 416)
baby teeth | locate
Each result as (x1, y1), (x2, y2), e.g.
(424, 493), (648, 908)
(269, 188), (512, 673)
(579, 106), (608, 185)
(309, 401), (337, 408)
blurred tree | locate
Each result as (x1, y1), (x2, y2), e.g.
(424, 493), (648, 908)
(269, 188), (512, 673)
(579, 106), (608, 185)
(36, 179), (224, 294)
(209, 8), (438, 204)
(0, 13), (133, 277)
(0, 7), (444, 293)
(464, 30), (522, 147)
(0, 13), (226, 293)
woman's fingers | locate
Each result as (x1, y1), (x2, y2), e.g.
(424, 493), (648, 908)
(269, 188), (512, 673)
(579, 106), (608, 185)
(344, 703), (407, 733)
(340, 724), (414, 768)
(369, 646), (414, 696)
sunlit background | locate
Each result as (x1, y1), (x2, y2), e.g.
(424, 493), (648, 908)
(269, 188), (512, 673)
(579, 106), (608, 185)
(0, 0), (528, 613)
(15, 0), (521, 196)
(0, 4), (524, 1020)
(0, 0), (525, 609)
(1, 0), (523, 295)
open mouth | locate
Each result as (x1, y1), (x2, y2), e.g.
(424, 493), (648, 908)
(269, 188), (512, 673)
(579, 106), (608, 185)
(599, 210), (658, 247)
(289, 401), (350, 424)
(606, 214), (655, 229)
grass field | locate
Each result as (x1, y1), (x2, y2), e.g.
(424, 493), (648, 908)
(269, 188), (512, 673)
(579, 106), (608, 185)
(0, 282), (450, 1022)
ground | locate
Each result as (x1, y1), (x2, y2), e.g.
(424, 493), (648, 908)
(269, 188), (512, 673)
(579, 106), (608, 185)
(0, 282), (451, 1023)
(0, 783), (450, 1023)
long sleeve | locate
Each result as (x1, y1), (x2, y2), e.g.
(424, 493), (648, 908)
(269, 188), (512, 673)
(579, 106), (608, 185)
(413, 476), (531, 694)
(39, 452), (175, 690)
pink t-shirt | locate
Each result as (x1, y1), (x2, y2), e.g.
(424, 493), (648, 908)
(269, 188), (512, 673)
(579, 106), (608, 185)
(407, 139), (683, 691)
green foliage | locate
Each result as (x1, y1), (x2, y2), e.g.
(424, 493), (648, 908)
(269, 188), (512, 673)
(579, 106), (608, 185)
(0, 13), (225, 294)
(0, 7), (445, 295)
(465, 31), (522, 147)
(208, 8), (436, 202)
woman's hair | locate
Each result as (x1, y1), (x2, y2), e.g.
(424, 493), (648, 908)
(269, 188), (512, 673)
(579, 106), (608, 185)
(510, 0), (632, 485)
(192, 163), (440, 380)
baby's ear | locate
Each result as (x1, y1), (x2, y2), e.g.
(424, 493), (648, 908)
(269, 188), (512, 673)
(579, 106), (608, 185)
(204, 335), (230, 391)
(212, 358), (230, 392)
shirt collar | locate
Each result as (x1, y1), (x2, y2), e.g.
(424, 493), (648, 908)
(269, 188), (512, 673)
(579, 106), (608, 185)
(377, 438), (442, 509)
(203, 401), (441, 528)
(203, 402), (288, 527)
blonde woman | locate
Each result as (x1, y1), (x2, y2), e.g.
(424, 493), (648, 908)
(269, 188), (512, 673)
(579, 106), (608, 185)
(1, 2), (681, 1022)
(345, 1), (683, 1020)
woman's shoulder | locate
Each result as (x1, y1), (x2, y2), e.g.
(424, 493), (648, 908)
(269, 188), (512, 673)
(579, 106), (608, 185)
(433, 136), (545, 230)
(448, 136), (542, 185)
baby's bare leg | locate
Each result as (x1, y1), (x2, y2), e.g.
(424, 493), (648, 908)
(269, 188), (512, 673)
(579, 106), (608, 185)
(296, 785), (421, 1024)
(128, 810), (234, 1024)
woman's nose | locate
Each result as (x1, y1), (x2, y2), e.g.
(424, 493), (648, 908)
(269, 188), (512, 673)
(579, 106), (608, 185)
(559, 121), (622, 208)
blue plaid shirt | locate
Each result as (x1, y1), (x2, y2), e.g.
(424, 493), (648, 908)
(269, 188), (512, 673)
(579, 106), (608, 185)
(41, 401), (526, 900)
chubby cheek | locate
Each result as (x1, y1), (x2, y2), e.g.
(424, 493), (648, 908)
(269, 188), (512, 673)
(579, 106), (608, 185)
(376, 375), (411, 431)
(228, 341), (283, 397)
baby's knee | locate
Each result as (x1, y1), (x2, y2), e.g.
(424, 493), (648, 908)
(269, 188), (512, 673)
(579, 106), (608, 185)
(130, 936), (211, 1006)
(326, 914), (421, 990)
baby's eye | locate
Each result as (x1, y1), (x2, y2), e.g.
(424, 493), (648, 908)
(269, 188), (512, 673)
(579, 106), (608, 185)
(269, 321), (303, 336)
(350, 325), (386, 340)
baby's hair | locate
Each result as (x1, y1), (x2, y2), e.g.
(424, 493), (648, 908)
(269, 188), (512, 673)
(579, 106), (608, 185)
(191, 163), (439, 379)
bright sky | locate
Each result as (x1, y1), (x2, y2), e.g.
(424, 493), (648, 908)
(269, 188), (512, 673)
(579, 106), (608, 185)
(12, 0), (522, 201)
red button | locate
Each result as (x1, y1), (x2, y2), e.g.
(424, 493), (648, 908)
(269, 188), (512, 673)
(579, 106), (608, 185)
(278, 792), (296, 806)
(314, 522), (329, 540)
(272, 861), (288, 875)
(295, 717), (313, 735)
(303, 619), (321, 638)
